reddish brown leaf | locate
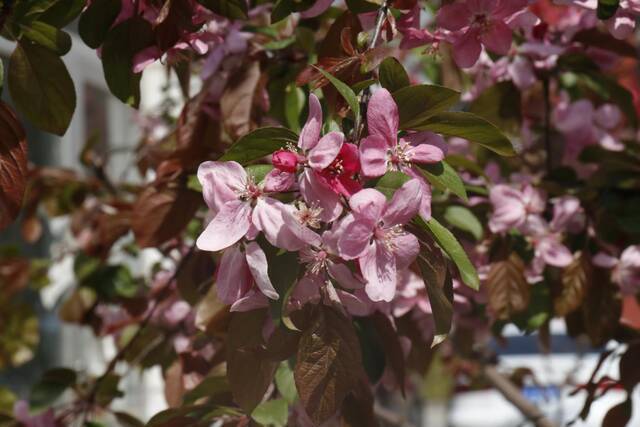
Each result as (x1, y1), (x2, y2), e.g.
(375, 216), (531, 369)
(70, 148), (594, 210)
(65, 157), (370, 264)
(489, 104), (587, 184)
(294, 306), (363, 425)
(555, 252), (591, 316)
(226, 309), (278, 413)
(486, 253), (530, 320)
(131, 183), (200, 248)
(602, 399), (632, 427)
(619, 342), (640, 392)
(220, 61), (260, 140)
(0, 102), (27, 231)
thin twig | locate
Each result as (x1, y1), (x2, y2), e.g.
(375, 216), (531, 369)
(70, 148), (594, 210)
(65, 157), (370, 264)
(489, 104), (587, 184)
(79, 244), (196, 421)
(353, 0), (390, 142)
(483, 365), (557, 427)
(542, 76), (552, 173)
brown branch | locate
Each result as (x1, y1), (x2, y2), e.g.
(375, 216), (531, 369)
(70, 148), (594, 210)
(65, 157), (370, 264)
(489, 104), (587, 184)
(79, 244), (196, 421)
(353, 0), (390, 142)
(483, 365), (557, 427)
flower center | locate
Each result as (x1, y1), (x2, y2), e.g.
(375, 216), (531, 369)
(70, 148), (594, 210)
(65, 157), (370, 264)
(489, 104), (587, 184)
(294, 201), (323, 229)
(326, 157), (345, 176)
(299, 247), (328, 275)
(236, 175), (262, 201)
(388, 141), (413, 171)
(375, 223), (405, 251)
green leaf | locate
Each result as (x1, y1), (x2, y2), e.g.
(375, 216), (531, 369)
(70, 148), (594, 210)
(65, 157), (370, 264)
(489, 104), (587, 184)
(597, 0), (620, 19)
(271, 0), (317, 22)
(417, 246), (453, 347)
(314, 67), (360, 117)
(182, 376), (229, 404)
(416, 217), (480, 290)
(275, 362), (298, 404)
(345, 0), (380, 13)
(246, 164), (274, 183)
(443, 206), (483, 240)
(469, 81), (521, 135)
(101, 17), (155, 107)
(198, 0), (248, 19)
(39, 0), (85, 28)
(78, 0), (121, 49)
(419, 161), (468, 201)
(393, 84), (460, 129)
(22, 21), (72, 55)
(373, 171), (410, 199)
(8, 42), (76, 135)
(30, 368), (77, 410)
(221, 127), (299, 164)
(285, 83), (305, 132)
(411, 111), (516, 156)
(379, 57), (410, 93)
(251, 399), (288, 427)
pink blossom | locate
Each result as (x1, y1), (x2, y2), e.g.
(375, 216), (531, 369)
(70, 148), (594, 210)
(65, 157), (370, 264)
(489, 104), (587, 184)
(488, 184), (545, 233)
(271, 94), (361, 221)
(360, 88), (444, 220)
(14, 401), (57, 427)
(397, 5), (441, 50)
(437, 0), (528, 68)
(549, 196), (585, 233)
(337, 179), (423, 302)
(215, 242), (277, 307)
(594, 246), (640, 295)
(196, 161), (319, 252)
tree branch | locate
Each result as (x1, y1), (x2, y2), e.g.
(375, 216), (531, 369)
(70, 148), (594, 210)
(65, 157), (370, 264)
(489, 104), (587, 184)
(483, 365), (557, 427)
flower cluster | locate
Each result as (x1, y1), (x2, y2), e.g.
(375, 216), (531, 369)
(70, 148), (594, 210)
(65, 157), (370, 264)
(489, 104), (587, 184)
(196, 89), (445, 314)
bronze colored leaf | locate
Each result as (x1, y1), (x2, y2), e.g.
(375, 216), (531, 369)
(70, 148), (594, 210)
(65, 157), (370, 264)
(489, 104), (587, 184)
(555, 252), (591, 316)
(220, 61), (260, 140)
(581, 268), (622, 347)
(131, 183), (200, 248)
(0, 102), (27, 231)
(486, 253), (530, 320)
(294, 306), (363, 425)
(618, 342), (640, 391)
(226, 309), (278, 413)
(602, 399), (632, 427)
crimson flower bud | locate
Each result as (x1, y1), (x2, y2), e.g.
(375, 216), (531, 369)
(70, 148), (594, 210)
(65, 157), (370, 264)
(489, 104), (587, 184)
(272, 150), (299, 173)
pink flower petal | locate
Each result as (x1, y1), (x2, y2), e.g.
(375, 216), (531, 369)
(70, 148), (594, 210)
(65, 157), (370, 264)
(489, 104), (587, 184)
(367, 89), (399, 146)
(299, 94), (322, 150)
(360, 241), (397, 302)
(308, 131), (344, 170)
(452, 29), (482, 68)
(197, 161), (246, 213)
(359, 135), (389, 177)
(263, 169), (295, 193)
(437, 2), (471, 31)
(481, 20), (513, 55)
(349, 188), (388, 221)
(383, 178), (422, 226)
(230, 289), (269, 312)
(593, 252), (619, 269)
(407, 143), (444, 164)
(299, 169), (343, 222)
(216, 245), (252, 304)
(197, 199), (252, 251)
(245, 241), (279, 300)
(339, 219), (376, 260)
(253, 197), (310, 251)
(393, 232), (420, 270)
(328, 262), (364, 290)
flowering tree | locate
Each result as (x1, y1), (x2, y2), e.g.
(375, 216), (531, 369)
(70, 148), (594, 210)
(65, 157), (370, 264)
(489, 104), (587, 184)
(1, 0), (640, 426)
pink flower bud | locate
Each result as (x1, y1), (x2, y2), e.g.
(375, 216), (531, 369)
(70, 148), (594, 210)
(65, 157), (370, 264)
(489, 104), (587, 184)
(272, 150), (299, 173)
